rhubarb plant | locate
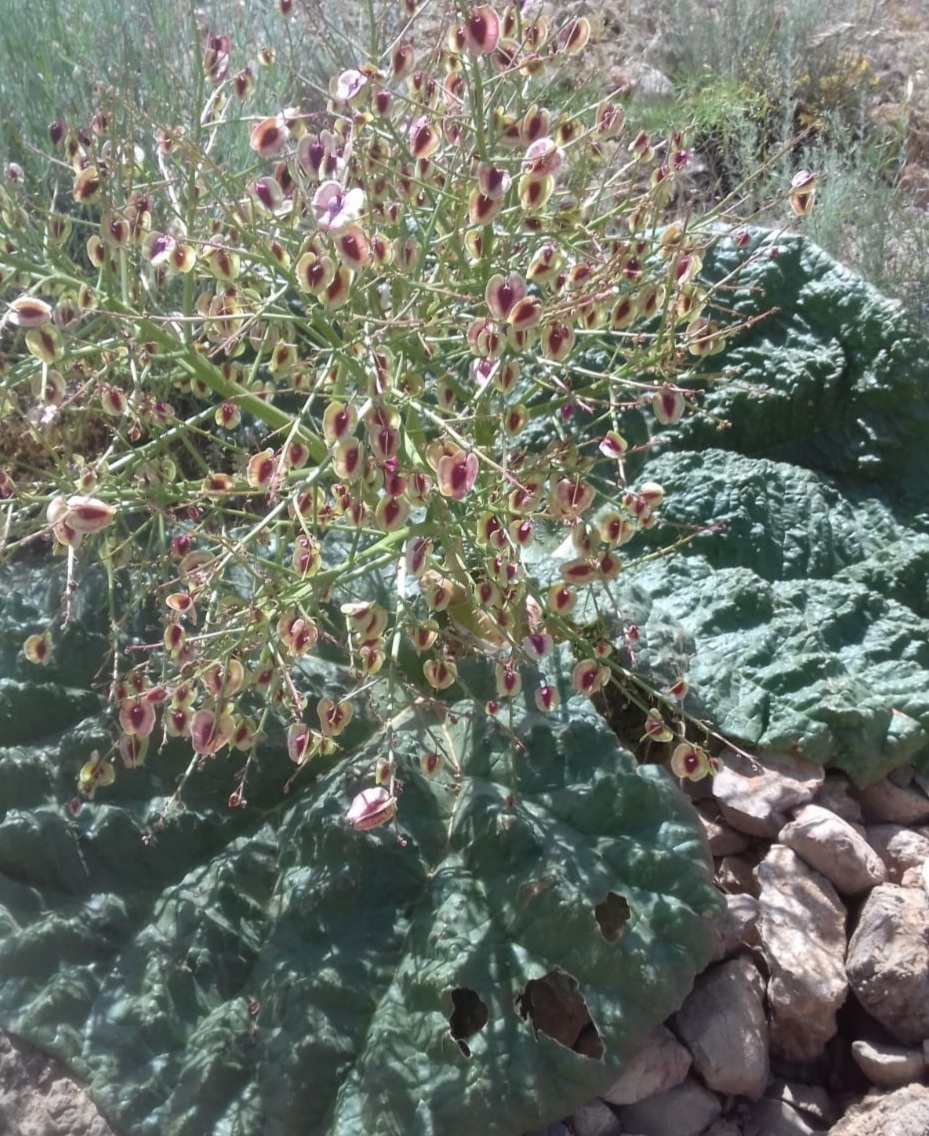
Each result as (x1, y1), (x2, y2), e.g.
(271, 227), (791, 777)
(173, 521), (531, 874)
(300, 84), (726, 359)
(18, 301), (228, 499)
(0, 1), (822, 1131)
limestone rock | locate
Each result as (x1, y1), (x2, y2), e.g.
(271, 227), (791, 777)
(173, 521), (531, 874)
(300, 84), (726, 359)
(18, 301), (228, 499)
(674, 955), (769, 1099)
(713, 752), (824, 838)
(779, 804), (886, 895)
(755, 844), (847, 1060)
(742, 1098), (817, 1136)
(846, 884), (929, 1044)
(0, 1031), (115, 1136)
(763, 1081), (835, 1126)
(615, 1077), (722, 1136)
(828, 1084), (929, 1136)
(766, 1080), (837, 1128)
(855, 778), (929, 824)
(567, 1098), (623, 1136)
(851, 1039), (927, 1088)
(612, 61), (674, 98)
(711, 893), (760, 961)
(813, 773), (864, 825)
(717, 854), (761, 897)
(601, 1025), (691, 1106)
(865, 824), (929, 883)
(696, 801), (750, 857)
(704, 1123), (743, 1136)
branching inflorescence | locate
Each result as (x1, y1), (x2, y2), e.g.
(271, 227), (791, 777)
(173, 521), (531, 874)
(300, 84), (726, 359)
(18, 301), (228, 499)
(0, 2), (808, 825)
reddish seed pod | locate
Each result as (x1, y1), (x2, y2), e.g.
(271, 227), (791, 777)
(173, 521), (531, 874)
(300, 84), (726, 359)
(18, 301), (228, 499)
(23, 632), (52, 665)
(495, 658), (522, 699)
(421, 752), (443, 777)
(641, 709), (674, 744)
(465, 4), (500, 53)
(65, 495), (116, 533)
(670, 742), (711, 781)
(346, 787), (397, 831)
(534, 684), (560, 713)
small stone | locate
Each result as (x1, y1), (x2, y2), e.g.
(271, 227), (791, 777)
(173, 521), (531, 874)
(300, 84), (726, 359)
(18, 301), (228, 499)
(742, 1098), (816, 1136)
(616, 1077), (721, 1136)
(855, 778), (929, 825)
(567, 1098), (623, 1136)
(756, 844), (847, 1060)
(779, 804), (885, 895)
(828, 1084), (929, 1136)
(601, 1025), (691, 1106)
(711, 893), (760, 961)
(704, 1123), (743, 1136)
(696, 801), (750, 857)
(814, 773), (863, 824)
(852, 1039), (927, 1088)
(622, 62), (674, 98)
(714, 751), (824, 838)
(717, 854), (760, 897)
(674, 955), (769, 1099)
(847, 884), (929, 1044)
(866, 825), (929, 883)
(889, 765), (915, 788)
(766, 1080), (836, 1127)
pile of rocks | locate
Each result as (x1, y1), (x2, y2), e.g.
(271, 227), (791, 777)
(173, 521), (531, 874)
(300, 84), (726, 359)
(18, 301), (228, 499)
(534, 753), (929, 1136)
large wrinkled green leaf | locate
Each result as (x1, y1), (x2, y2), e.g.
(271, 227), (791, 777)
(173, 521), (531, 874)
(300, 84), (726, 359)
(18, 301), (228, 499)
(5, 229), (926, 1134)
(619, 232), (929, 784)
(0, 564), (719, 1136)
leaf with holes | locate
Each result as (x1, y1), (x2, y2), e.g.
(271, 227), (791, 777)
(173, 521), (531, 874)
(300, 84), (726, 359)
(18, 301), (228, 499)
(0, 675), (719, 1135)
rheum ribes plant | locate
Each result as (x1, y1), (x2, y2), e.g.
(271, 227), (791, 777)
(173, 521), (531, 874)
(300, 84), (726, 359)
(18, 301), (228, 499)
(0, 1), (769, 819)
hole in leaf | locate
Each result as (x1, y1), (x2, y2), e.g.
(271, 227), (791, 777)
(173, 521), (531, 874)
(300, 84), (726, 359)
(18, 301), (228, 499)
(594, 891), (631, 943)
(516, 968), (604, 1060)
(448, 987), (489, 1057)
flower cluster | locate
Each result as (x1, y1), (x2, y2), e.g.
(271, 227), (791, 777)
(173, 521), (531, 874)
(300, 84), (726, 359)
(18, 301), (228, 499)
(0, 3), (791, 822)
